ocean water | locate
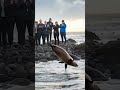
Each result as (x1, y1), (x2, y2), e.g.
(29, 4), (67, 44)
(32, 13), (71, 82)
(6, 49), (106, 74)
(35, 60), (85, 90)
(66, 32), (85, 44)
(87, 16), (120, 44)
(51, 32), (85, 44)
(35, 32), (85, 90)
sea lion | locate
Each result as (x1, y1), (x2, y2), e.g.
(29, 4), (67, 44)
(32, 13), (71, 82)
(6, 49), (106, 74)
(86, 73), (101, 90)
(49, 43), (78, 70)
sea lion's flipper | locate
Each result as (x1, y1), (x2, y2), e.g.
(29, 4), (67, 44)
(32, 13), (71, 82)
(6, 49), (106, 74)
(65, 64), (67, 70)
(59, 61), (64, 63)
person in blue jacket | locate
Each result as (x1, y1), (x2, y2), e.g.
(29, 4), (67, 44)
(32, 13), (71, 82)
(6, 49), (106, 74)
(60, 20), (67, 44)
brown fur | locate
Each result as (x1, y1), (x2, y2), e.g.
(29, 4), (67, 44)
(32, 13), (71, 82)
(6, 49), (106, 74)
(51, 44), (78, 67)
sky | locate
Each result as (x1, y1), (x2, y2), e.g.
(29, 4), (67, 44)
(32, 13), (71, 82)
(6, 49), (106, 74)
(86, 0), (120, 14)
(35, 0), (85, 32)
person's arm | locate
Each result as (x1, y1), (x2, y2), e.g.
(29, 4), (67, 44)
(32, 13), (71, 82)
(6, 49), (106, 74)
(64, 24), (66, 28)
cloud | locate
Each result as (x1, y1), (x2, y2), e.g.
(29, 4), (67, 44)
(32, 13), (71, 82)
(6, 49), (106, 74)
(35, 0), (85, 21)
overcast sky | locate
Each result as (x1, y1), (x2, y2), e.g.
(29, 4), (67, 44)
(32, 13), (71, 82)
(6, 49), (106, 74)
(35, 0), (85, 32)
(86, 0), (120, 14)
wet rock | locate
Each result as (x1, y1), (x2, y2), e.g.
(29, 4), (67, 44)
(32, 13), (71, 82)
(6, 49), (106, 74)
(9, 78), (32, 86)
(40, 59), (48, 62)
(0, 63), (6, 74)
(0, 74), (10, 83)
(15, 64), (27, 78)
(67, 38), (77, 44)
(28, 67), (35, 81)
(86, 65), (108, 81)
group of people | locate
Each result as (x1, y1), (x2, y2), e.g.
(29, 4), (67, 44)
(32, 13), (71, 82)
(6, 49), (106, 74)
(0, 0), (34, 47)
(35, 18), (67, 45)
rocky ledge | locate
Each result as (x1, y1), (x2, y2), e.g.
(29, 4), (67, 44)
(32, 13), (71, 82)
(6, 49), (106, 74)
(35, 38), (85, 62)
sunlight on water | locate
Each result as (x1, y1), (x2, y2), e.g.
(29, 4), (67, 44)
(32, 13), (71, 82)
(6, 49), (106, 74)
(35, 60), (85, 90)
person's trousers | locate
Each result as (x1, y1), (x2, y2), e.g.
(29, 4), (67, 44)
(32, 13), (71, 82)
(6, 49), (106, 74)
(54, 33), (59, 45)
(35, 33), (38, 45)
(38, 33), (45, 45)
(16, 17), (26, 45)
(60, 32), (66, 43)
(25, 18), (34, 42)
(0, 17), (8, 46)
(46, 33), (49, 43)
(49, 31), (52, 42)
(7, 17), (15, 45)
(0, 18), (2, 46)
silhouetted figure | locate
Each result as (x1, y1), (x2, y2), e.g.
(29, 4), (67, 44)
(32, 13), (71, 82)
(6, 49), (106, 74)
(53, 21), (59, 45)
(15, 0), (26, 45)
(47, 18), (53, 42)
(0, 0), (7, 47)
(4, 0), (17, 46)
(37, 19), (45, 45)
(24, 0), (34, 44)
(60, 20), (67, 44)
(0, 0), (2, 46)
(35, 21), (38, 45)
(44, 21), (49, 43)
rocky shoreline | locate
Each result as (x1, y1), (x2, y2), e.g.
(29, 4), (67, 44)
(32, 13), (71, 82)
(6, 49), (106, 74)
(86, 30), (120, 80)
(0, 39), (85, 89)
(0, 41), (35, 89)
(35, 39), (85, 62)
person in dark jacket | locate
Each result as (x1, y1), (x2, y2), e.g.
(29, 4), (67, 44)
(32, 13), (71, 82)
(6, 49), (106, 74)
(15, 0), (26, 45)
(47, 18), (53, 42)
(24, 0), (34, 44)
(0, 0), (2, 47)
(37, 19), (46, 45)
(0, 0), (9, 47)
(53, 21), (59, 45)
(60, 20), (67, 44)
(4, 0), (17, 46)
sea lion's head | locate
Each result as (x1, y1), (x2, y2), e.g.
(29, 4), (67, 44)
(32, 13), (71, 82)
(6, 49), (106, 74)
(71, 60), (78, 67)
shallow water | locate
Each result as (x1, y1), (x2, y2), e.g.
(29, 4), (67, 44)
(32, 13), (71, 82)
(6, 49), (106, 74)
(35, 60), (85, 90)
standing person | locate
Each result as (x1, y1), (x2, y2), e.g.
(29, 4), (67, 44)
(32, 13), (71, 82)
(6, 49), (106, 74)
(53, 21), (59, 45)
(37, 19), (45, 45)
(60, 20), (67, 44)
(44, 21), (49, 43)
(47, 18), (53, 42)
(0, 0), (2, 47)
(16, 0), (26, 45)
(35, 21), (38, 45)
(4, 0), (17, 46)
(24, 0), (34, 44)
(0, 0), (8, 47)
